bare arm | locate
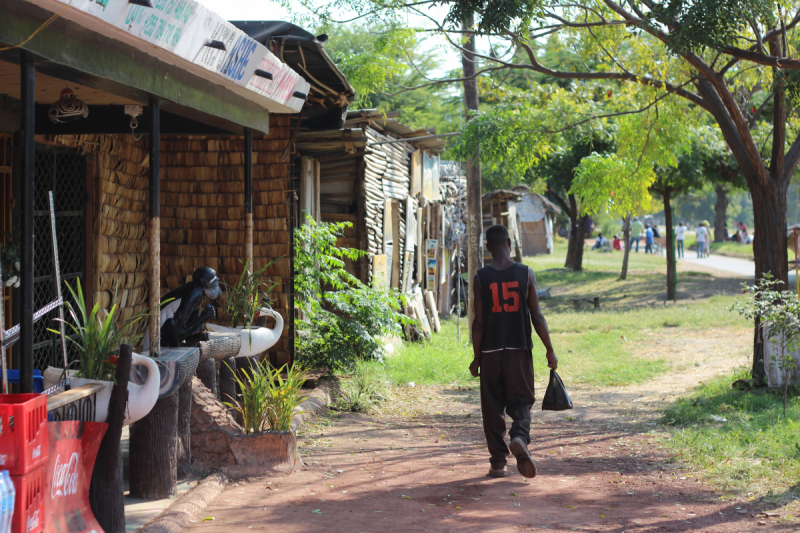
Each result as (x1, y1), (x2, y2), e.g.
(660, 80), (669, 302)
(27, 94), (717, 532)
(527, 267), (558, 370)
(469, 274), (484, 377)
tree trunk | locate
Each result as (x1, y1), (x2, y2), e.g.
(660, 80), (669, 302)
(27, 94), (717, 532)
(90, 344), (133, 533)
(176, 378), (192, 477)
(565, 194), (579, 269)
(196, 358), (217, 396)
(620, 213), (631, 280)
(714, 184), (729, 243)
(572, 215), (587, 271)
(462, 13), (482, 342)
(664, 191), (676, 301)
(750, 179), (789, 382)
(129, 392), (179, 499)
(219, 356), (237, 405)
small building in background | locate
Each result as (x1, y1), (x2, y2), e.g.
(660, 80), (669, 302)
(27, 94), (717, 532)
(511, 184), (561, 256)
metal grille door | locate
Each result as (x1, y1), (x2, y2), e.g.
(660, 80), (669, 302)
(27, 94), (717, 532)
(33, 149), (86, 371)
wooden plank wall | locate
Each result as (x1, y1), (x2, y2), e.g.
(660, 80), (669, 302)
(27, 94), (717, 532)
(159, 114), (293, 363)
(53, 116), (294, 363)
(54, 134), (150, 323)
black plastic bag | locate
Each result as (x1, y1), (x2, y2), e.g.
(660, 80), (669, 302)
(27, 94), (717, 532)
(541, 370), (573, 411)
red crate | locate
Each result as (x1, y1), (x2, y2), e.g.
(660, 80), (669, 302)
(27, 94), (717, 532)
(10, 466), (45, 533)
(0, 395), (48, 475)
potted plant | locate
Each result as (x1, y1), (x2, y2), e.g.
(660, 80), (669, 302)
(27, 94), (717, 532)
(46, 279), (161, 425)
(206, 259), (284, 358)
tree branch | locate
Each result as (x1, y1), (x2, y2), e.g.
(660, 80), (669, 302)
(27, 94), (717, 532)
(382, 66), (511, 97)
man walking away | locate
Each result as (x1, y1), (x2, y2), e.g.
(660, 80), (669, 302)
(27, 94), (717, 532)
(696, 222), (708, 258)
(645, 225), (654, 254)
(675, 222), (686, 258)
(630, 217), (644, 252)
(470, 225), (558, 478)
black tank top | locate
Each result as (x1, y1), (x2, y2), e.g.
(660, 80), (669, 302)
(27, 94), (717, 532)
(477, 262), (533, 351)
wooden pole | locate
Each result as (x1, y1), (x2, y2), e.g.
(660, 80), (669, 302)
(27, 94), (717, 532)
(462, 15), (482, 342)
(90, 344), (133, 533)
(19, 51), (35, 393)
(244, 127), (253, 269)
(148, 95), (161, 356)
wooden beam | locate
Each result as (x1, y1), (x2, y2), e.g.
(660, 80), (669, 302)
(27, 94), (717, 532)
(148, 94), (161, 356)
(19, 50), (34, 393)
(244, 127), (253, 268)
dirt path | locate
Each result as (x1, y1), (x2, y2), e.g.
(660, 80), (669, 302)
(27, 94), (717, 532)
(190, 328), (793, 533)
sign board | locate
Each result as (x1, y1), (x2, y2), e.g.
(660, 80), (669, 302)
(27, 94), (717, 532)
(422, 153), (440, 201)
(53, 0), (308, 111)
(46, 421), (106, 533)
(427, 258), (437, 287)
(410, 150), (422, 196)
(373, 255), (388, 287)
(426, 239), (438, 261)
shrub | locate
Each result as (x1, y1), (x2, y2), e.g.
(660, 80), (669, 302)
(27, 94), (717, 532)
(334, 361), (391, 413)
(223, 259), (278, 328)
(294, 216), (408, 371)
(224, 360), (308, 433)
(51, 279), (149, 381)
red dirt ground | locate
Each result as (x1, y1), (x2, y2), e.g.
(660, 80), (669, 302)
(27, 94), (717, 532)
(190, 380), (794, 533)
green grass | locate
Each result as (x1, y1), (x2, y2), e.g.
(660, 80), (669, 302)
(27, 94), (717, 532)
(385, 295), (747, 388)
(662, 367), (800, 498)
(709, 241), (755, 259)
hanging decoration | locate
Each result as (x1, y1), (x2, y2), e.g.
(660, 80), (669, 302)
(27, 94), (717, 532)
(48, 88), (89, 123)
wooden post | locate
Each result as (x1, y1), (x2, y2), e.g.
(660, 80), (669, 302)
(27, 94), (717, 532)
(244, 127), (253, 269)
(90, 344), (133, 533)
(19, 52), (35, 393)
(148, 94), (161, 356)
(129, 393), (179, 499)
(462, 16), (482, 341)
(176, 378), (192, 477)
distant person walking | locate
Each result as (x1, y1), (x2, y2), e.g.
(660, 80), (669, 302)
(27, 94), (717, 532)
(675, 222), (686, 258)
(645, 225), (654, 254)
(630, 216), (644, 253)
(696, 222), (708, 258)
(470, 225), (558, 479)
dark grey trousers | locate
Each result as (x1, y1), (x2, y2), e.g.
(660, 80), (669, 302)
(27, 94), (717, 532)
(479, 348), (536, 468)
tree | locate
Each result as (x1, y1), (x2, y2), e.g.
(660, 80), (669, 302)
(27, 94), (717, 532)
(296, 0), (800, 378)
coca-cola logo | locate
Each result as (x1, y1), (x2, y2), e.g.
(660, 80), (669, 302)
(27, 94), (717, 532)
(51, 453), (79, 499)
(31, 446), (41, 459)
(26, 510), (39, 533)
(0, 454), (6, 465)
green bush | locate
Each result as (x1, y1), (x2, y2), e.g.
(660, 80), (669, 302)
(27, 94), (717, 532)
(334, 361), (392, 413)
(294, 216), (408, 371)
(224, 360), (308, 433)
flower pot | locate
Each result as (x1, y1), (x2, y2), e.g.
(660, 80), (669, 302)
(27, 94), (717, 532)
(42, 353), (161, 425)
(206, 307), (284, 358)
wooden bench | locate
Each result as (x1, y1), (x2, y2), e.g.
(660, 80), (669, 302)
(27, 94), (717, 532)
(572, 297), (600, 310)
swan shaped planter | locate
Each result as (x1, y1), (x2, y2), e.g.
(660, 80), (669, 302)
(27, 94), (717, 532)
(42, 352), (161, 425)
(205, 307), (284, 358)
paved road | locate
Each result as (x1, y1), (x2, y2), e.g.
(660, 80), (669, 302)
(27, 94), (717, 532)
(683, 254), (800, 285)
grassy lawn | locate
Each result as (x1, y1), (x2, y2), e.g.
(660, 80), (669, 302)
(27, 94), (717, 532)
(662, 368), (800, 500)
(385, 294), (747, 388)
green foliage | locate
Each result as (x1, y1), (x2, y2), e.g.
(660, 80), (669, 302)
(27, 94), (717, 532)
(294, 216), (408, 371)
(663, 367), (800, 495)
(223, 259), (278, 329)
(327, 25), (416, 108)
(0, 232), (19, 289)
(333, 361), (392, 413)
(571, 96), (695, 215)
(223, 360), (308, 433)
(51, 279), (150, 382)
(653, 0), (775, 54)
(443, 0), (544, 34)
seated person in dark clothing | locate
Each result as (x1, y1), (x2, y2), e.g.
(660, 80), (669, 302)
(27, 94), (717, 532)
(470, 225), (559, 479)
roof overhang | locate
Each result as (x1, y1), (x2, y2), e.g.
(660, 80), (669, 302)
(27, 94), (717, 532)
(0, 0), (313, 133)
